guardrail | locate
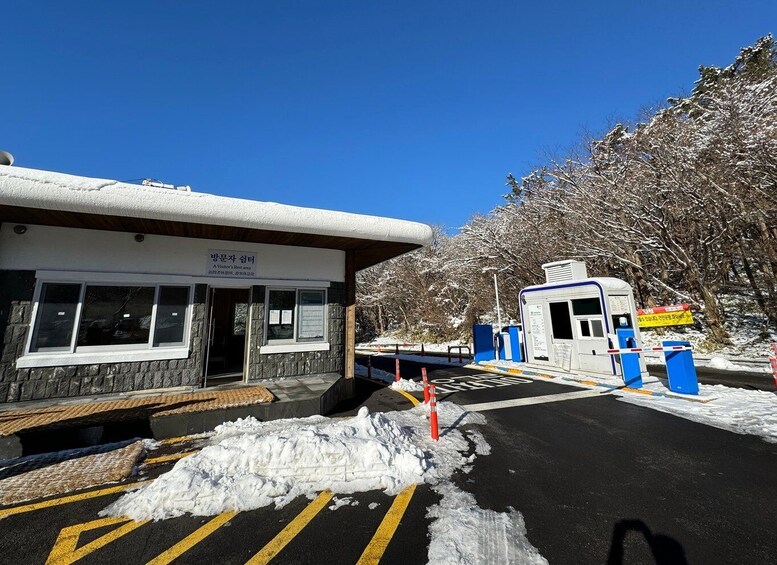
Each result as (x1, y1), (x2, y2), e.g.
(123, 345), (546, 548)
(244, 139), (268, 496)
(447, 345), (472, 364)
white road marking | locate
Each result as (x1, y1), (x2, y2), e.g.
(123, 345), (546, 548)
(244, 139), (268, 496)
(461, 389), (607, 412)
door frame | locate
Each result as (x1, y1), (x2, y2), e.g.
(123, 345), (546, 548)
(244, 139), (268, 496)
(203, 285), (253, 387)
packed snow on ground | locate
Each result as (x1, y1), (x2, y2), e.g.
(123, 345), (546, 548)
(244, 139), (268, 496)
(357, 336), (468, 354)
(616, 383), (777, 443)
(427, 482), (547, 565)
(328, 496), (358, 511)
(390, 379), (425, 392)
(354, 362), (395, 383)
(354, 361), (426, 392)
(102, 403), (485, 521)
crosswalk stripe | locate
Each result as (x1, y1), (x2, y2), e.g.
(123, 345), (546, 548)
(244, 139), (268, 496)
(461, 389), (606, 412)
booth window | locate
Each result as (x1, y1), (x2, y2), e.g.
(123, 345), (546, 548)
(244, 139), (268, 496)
(578, 318), (605, 339)
(572, 298), (602, 316)
(27, 282), (192, 355)
(549, 301), (573, 340)
(265, 288), (327, 344)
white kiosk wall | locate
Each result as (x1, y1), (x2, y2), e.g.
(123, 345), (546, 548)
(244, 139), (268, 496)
(519, 261), (648, 378)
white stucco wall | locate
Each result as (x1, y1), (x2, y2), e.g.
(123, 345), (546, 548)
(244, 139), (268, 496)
(0, 224), (345, 282)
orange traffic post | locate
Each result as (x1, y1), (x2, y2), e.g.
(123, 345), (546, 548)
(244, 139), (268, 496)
(421, 367), (430, 403)
(395, 358), (401, 382)
(429, 384), (439, 441)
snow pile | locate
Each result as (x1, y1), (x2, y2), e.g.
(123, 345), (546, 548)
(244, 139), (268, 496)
(355, 361), (427, 391)
(329, 496), (358, 511)
(617, 384), (777, 443)
(427, 483), (547, 565)
(391, 378), (425, 392)
(102, 403), (485, 521)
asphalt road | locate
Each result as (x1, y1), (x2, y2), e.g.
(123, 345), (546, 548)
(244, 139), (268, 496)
(2, 359), (776, 564)
(369, 357), (777, 564)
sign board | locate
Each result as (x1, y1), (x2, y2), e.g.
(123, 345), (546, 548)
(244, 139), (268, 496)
(637, 303), (694, 328)
(207, 250), (256, 278)
(527, 304), (549, 359)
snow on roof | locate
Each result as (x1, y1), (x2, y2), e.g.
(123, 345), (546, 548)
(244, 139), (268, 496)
(0, 166), (434, 246)
(521, 277), (632, 293)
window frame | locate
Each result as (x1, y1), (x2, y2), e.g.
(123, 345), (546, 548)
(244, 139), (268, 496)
(263, 286), (328, 347)
(24, 279), (194, 357)
(577, 316), (605, 340)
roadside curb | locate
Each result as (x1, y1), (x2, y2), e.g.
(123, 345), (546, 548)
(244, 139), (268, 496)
(468, 363), (716, 404)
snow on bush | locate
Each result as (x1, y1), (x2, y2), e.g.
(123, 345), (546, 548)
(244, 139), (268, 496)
(102, 403), (485, 521)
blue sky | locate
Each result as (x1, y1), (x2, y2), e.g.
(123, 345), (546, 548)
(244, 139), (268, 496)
(2, 1), (775, 231)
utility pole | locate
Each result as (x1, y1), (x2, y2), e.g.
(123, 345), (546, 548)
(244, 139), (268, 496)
(494, 272), (502, 329)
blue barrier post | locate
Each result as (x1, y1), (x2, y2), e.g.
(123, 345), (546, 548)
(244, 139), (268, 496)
(616, 328), (642, 388)
(507, 326), (523, 362)
(497, 333), (508, 360)
(472, 324), (495, 363)
(663, 340), (699, 395)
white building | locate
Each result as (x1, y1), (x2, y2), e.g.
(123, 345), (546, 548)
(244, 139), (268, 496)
(519, 260), (648, 378)
(0, 165), (432, 405)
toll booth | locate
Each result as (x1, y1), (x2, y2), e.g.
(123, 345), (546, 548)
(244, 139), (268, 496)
(519, 260), (648, 379)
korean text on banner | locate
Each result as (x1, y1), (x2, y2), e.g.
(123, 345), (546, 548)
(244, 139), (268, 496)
(637, 304), (694, 328)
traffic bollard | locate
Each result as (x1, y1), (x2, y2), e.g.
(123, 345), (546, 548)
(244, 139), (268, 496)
(422, 367), (430, 403)
(429, 384), (439, 441)
(395, 358), (401, 382)
(421, 343), (425, 356)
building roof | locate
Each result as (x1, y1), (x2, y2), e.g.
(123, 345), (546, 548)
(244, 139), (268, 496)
(521, 277), (633, 293)
(0, 166), (433, 270)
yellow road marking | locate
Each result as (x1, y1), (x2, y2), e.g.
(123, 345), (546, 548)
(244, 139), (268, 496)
(391, 388), (420, 406)
(0, 482), (145, 520)
(245, 491), (333, 565)
(46, 515), (148, 565)
(507, 368), (523, 375)
(623, 387), (655, 395)
(158, 434), (199, 446)
(147, 511), (238, 565)
(356, 484), (417, 565)
(144, 450), (199, 466)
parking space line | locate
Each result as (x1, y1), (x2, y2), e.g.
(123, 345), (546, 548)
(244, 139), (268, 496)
(245, 491), (334, 565)
(144, 450), (199, 466)
(0, 482), (145, 519)
(462, 389), (606, 412)
(356, 484), (417, 565)
(392, 388), (420, 406)
(147, 511), (238, 565)
(46, 515), (149, 565)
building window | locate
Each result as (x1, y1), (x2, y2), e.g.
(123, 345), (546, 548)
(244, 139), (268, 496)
(78, 286), (155, 348)
(29, 283), (82, 352)
(265, 288), (327, 344)
(26, 281), (193, 356)
(154, 286), (191, 346)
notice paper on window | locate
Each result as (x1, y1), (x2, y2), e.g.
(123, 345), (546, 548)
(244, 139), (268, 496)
(269, 310), (280, 325)
(298, 303), (324, 339)
(281, 310), (293, 325)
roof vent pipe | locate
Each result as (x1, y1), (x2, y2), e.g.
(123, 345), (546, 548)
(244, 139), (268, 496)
(0, 151), (14, 166)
